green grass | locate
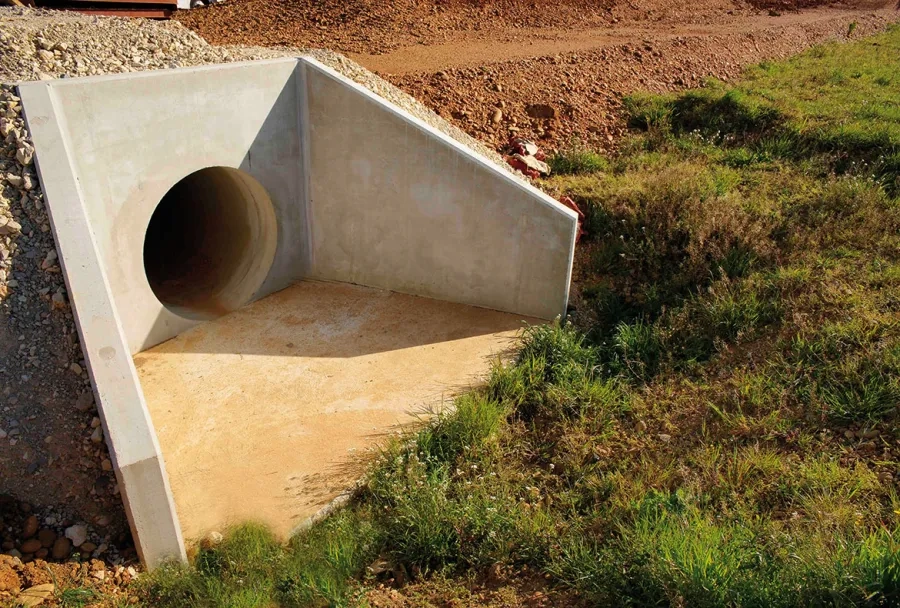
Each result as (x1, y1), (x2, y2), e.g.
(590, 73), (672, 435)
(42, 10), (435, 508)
(136, 25), (900, 608)
(57, 587), (97, 608)
(136, 517), (381, 607)
(548, 140), (609, 175)
(624, 24), (900, 194)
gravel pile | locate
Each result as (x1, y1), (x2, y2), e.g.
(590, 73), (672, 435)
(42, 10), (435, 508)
(0, 8), (288, 81)
(0, 6), (515, 578)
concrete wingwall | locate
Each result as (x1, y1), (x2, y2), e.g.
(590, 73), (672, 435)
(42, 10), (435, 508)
(24, 57), (575, 358)
(19, 56), (578, 568)
(302, 59), (578, 321)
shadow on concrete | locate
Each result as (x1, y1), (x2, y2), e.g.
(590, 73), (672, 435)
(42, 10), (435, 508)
(138, 279), (531, 360)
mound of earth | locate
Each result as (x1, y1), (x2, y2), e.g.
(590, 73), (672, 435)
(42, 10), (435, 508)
(380, 8), (894, 152)
(176, 0), (757, 55)
(176, 0), (894, 55)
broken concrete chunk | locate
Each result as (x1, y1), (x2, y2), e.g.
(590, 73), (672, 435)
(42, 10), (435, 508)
(511, 153), (550, 176)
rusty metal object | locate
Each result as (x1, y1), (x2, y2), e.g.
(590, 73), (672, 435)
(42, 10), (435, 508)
(50, 6), (173, 16)
(33, 0), (177, 18)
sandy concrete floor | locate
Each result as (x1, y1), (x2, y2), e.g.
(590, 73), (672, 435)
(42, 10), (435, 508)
(133, 280), (536, 542)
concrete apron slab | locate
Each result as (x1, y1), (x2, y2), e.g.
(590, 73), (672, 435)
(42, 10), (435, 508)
(134, 280), (533, 541)
(18, 56), (578, 567)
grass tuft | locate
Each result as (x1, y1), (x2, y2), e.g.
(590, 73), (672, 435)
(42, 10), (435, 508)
(547, 141), (608, 175)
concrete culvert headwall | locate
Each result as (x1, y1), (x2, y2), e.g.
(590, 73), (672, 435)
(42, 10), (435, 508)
(18, 57), (579, 568)
(143, 167), (278, 319)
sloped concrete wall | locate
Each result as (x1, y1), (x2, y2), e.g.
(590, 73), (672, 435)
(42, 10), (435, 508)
(303, 60), (577, 321)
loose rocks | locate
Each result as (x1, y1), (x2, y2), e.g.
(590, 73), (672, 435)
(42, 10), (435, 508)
(18, 539), (40, 554)
(21, 516), (37, 539)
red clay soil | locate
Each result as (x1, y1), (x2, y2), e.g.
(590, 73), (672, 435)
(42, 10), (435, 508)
(385, 6), (896, 151)
(0, 552), (140, 607)
(179, 1), (898, 152)
(177, 0), (870, 55)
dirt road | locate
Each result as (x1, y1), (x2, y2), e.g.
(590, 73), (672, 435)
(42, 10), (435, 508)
(377, 5), (896, 151)
(353, 7), (894, 74)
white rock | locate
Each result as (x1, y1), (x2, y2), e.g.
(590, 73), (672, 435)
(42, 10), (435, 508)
(15, 146), (33, 166)
(65, 524), (88, 547)
(51, 290), (67, 310)
(41, 249), (58, 269)
(205, 530), (224, 545)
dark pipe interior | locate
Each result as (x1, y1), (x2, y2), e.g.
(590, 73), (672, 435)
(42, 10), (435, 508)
(144, 167), (275, 318)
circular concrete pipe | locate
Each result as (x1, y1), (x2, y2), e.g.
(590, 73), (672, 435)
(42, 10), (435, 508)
(143, 167), (278, 319)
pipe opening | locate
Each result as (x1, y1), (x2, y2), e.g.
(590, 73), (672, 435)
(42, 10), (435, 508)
(143, 167), (278, 319)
